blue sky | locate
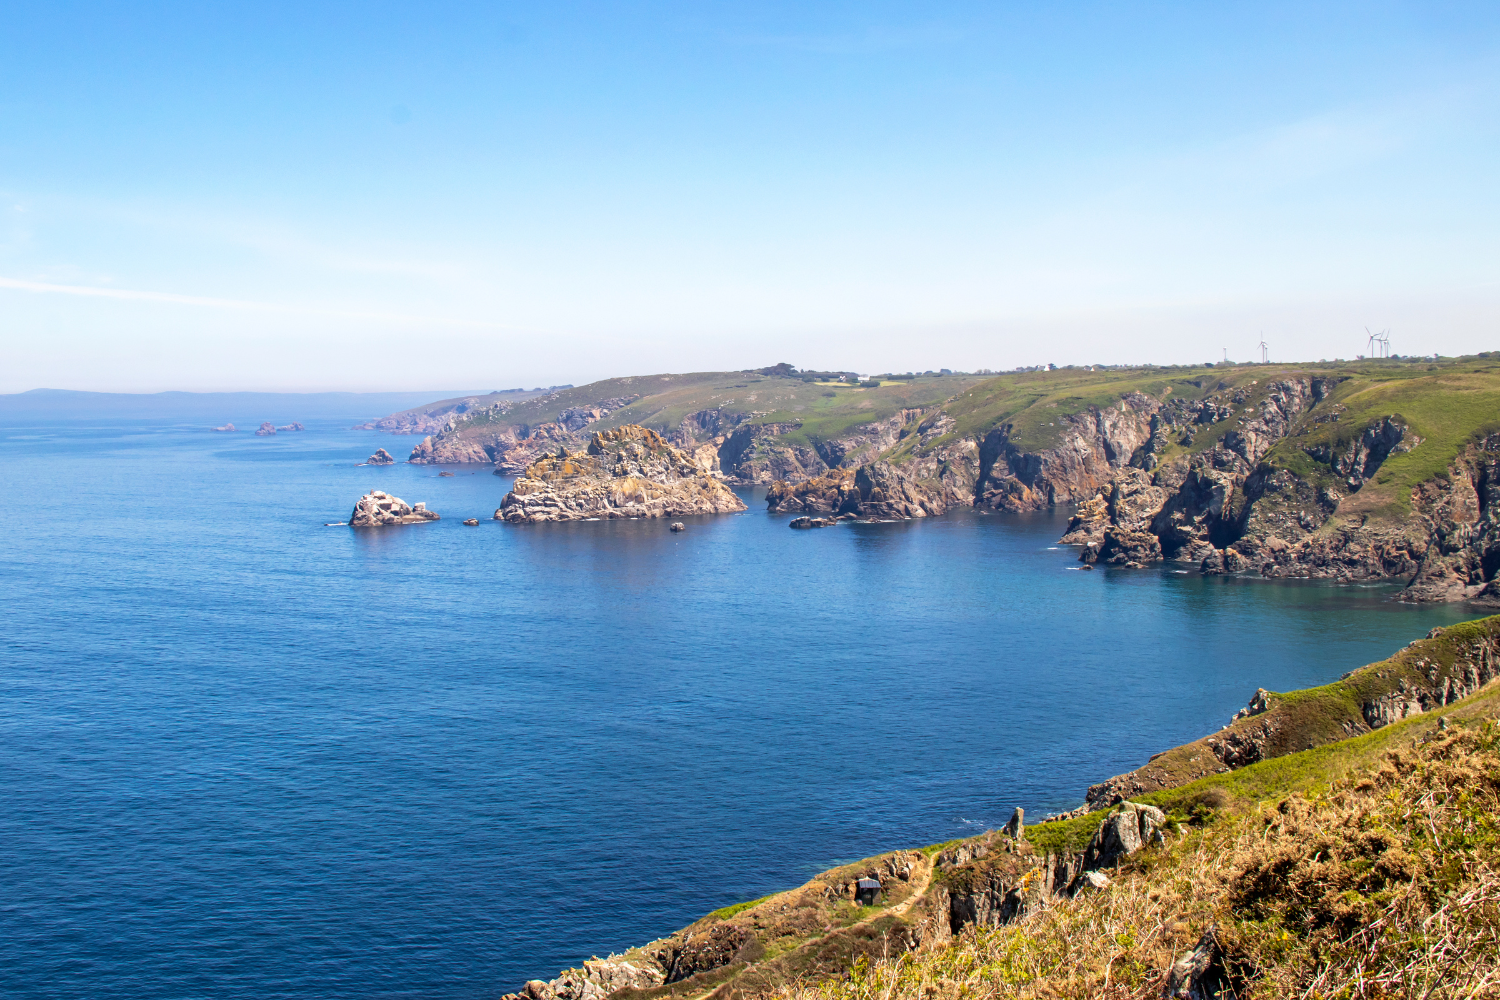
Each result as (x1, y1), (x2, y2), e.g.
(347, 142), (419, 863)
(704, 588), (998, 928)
(3, 2), (1499, 391)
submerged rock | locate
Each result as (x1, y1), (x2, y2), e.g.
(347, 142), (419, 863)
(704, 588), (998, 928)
(496, 425), (746, 524)
(367, 449), (396, 465)
(669, 521), (685, 532)
(349, 491), (440, 527)
(463, 518), (479, 526)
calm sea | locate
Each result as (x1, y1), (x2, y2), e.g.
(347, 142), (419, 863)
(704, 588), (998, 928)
(0, 415), (1479, 999)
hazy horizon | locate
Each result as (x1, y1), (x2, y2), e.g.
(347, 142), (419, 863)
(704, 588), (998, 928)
(5, 2), (1500, 392)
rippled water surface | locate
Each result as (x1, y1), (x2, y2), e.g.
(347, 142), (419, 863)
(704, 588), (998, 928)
(0, 416), (1480, 999)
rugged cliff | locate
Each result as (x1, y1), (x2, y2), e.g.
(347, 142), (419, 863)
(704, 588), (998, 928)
(496, 425), (747, 523)
(369, 357), (1500, 600)
(1050, 367), (1500, 603)
(382, 370), (989, 482)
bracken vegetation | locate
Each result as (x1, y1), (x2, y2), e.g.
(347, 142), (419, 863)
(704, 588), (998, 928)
(773, 725), (1500, 1000)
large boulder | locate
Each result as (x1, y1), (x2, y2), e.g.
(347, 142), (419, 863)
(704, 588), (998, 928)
(367, 448), (396, 465)
(496, 425), (747, 524)
(349, 490), (440, 527)
(1077, 801), (1167, 879)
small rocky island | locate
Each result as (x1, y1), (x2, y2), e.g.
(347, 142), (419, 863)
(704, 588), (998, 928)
(367, 449), (396, 465)
(349, 491), (439, 527)
(496, 425), (747, 523)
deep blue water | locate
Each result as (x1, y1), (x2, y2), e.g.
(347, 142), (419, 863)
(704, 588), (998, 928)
(0, 417), (1481, 999)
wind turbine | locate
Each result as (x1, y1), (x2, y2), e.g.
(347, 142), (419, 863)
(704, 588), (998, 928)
(1258, 335), (1268, 364)
(1366, 327), (1392, 359)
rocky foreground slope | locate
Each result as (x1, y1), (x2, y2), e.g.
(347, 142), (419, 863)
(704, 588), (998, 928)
(496, 425), (747, 523)
(503, 616), (1500, 1000)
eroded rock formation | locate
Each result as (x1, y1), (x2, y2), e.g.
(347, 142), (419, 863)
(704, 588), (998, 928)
(367, 449), (395, 465)
(348, 491), (440, 527)
(496, 426), (747, 524)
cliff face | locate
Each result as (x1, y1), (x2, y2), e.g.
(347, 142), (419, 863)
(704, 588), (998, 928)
(409, 396), (639, 467)
(974, 391), (1160, 512)
(496, 425), (746, 523)
(1063, 379), (1500, 602)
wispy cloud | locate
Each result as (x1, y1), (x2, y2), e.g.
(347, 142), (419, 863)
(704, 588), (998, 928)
(0, 275), (512, 330)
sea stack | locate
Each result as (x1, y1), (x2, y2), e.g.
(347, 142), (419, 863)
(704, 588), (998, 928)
(495, 425), (746, 524)
(368, 448), (396, 465)
(349, 491), (440, 527)
(255, 422), (277, 436)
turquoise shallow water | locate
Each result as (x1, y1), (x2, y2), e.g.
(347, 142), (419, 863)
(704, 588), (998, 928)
(0, 416), (1480, 999)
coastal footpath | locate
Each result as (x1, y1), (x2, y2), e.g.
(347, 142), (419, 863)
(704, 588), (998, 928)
(504, 616), (1500, 1000)
(371, 357), (1500, 602)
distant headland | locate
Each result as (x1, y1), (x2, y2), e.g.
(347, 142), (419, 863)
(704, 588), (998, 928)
(353, 356), (1500, 605)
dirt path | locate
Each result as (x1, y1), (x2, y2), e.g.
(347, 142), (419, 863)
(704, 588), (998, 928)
(884, 858), (932, 919)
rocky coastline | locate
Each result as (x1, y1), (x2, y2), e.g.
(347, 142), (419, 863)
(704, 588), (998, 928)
(356, 359), (1500, 602)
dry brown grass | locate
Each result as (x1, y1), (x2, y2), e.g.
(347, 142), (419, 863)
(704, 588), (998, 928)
(772, 724), (1500, 1000)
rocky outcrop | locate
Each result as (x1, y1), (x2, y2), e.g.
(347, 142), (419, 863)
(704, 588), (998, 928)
(789, 516), (835, 528)
(976, 392), (1160, 512)
(367, 449), (395, 465)
(767, 469), (856, 513)
(255, 422), (276, 436)
(766, 463), (953, 519)
(655, 924), (757, 983)
(348, 491), (439, 527)
(1079, 802), (1166, 872)
(1164, 928), (1230, 1000)
(211, 423), (235, 432)
(277, 423), (304, 432)
(852, 462), (954, 518)
(496, 426), (747, 524)
(501, 959), (665, 1000)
